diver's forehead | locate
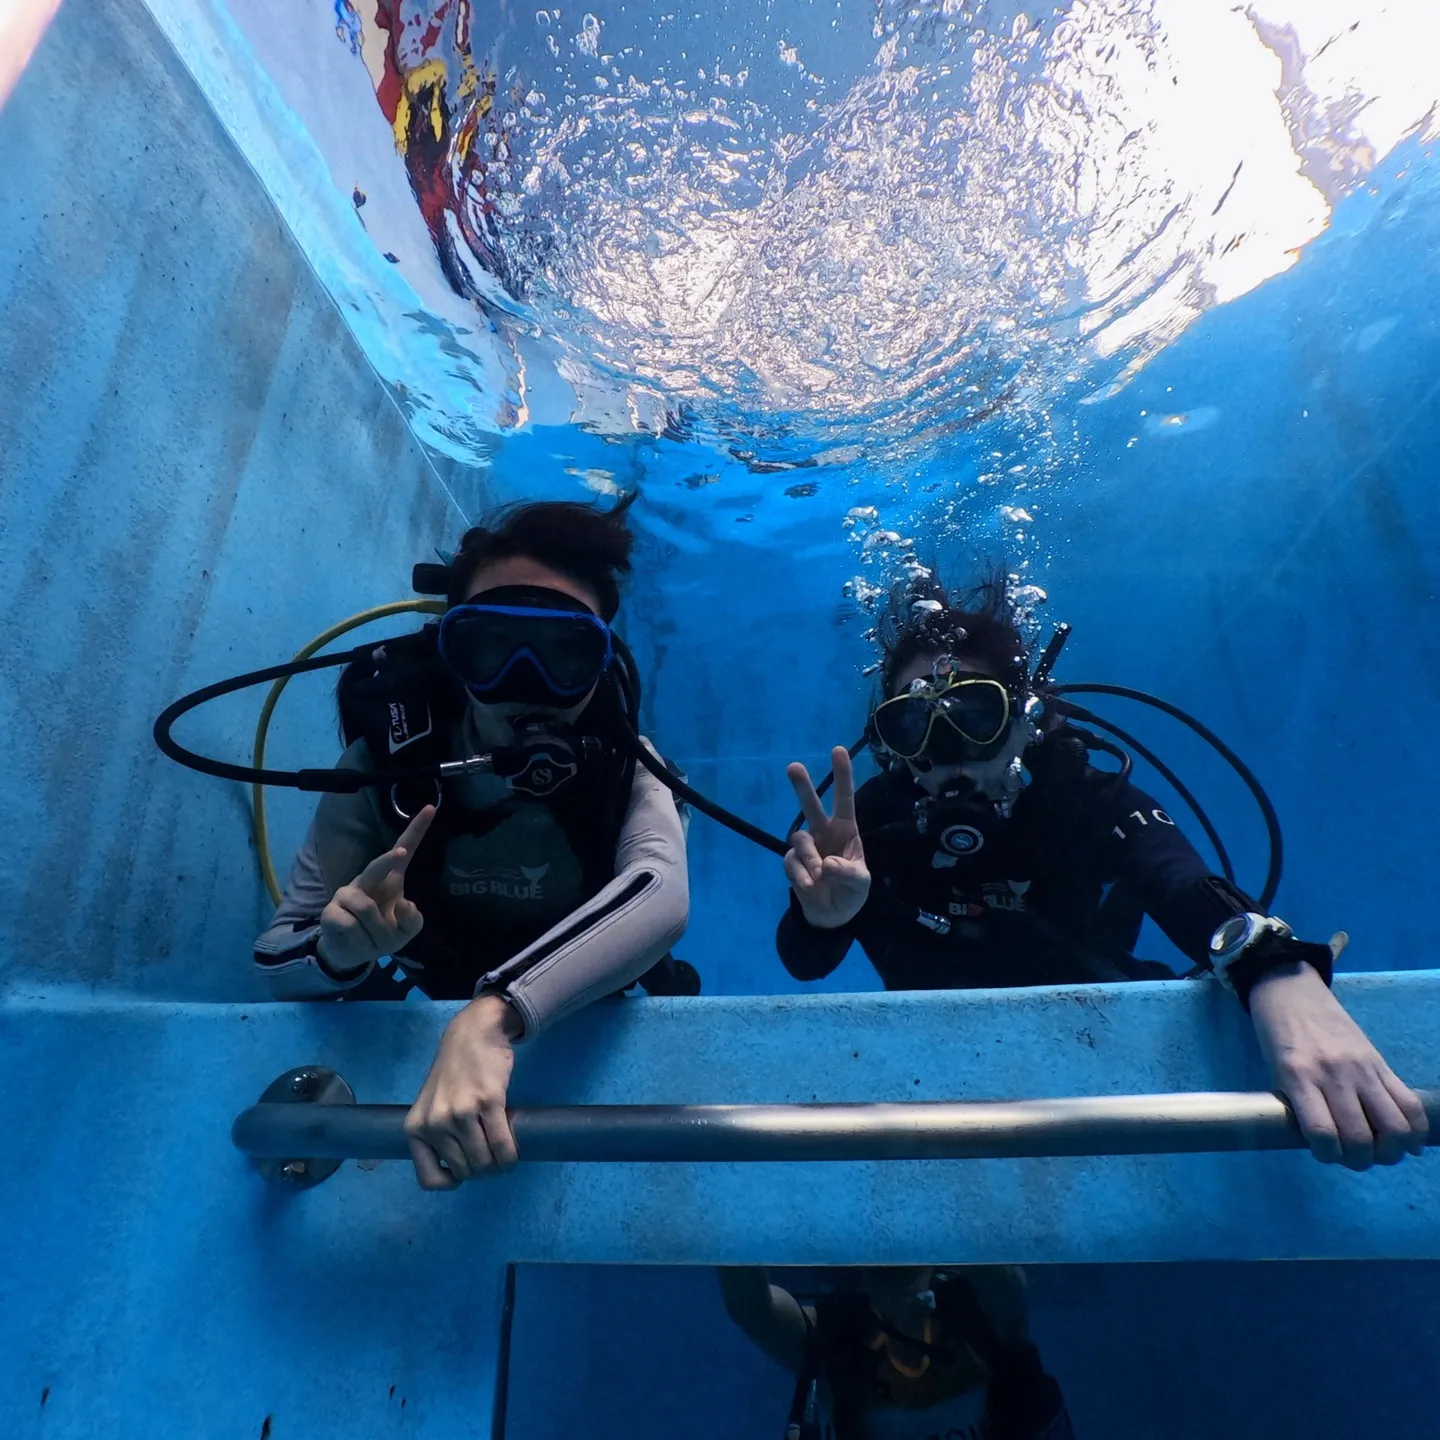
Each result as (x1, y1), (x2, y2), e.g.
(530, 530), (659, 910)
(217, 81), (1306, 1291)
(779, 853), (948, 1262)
(892, 651), (992, 692)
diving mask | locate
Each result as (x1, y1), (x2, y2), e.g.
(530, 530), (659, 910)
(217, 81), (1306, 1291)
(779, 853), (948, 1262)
(871, 663), (1014, 765)
(437, 585), (613, 707)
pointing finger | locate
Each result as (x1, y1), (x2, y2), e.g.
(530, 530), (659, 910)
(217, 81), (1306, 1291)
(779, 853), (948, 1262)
(392, 805), (437, 876)
(354, 845), (409, 894)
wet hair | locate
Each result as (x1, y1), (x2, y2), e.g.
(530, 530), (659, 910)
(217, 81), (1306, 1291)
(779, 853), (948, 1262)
(879, 571), (1030, 698)
(448, 491), (639, 620)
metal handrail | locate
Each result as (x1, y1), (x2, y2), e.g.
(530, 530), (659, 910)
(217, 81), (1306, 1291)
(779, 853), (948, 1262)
(233, 1085), (1440, 1166)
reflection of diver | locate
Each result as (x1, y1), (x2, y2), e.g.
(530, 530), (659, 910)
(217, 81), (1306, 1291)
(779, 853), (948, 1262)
(720, 1266), (1071, 1440)
(365, 0), (517, 298)
(157, 495), (693, 1188)
(779, 576), (1428, 1170)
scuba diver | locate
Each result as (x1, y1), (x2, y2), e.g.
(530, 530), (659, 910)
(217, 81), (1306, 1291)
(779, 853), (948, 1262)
(720, 1264), (1071, 1440)
(249, 494), (690, 1188)
(779, 574), (1428, 1172)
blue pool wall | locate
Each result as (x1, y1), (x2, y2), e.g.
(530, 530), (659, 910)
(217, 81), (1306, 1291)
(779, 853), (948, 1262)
(3, 980), (1439, 1439)
(0, 0), (490, 999)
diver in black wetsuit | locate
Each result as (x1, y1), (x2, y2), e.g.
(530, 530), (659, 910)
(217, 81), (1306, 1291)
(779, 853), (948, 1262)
(778, 576), (1428, 1171)
(721, 1264), (1070, 1440)
(779, 718), (1215, 993)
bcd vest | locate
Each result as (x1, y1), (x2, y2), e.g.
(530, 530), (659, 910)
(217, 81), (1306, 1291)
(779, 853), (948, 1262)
(335, 627), (636, 999)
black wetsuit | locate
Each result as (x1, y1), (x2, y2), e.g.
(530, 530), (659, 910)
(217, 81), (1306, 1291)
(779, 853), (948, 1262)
(778, 737), (1250, 990)
(811, 1271), (1072, 1440)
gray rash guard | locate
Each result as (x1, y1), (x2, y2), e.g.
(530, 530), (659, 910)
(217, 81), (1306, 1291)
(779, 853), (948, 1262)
(253, 712), (688, 1037)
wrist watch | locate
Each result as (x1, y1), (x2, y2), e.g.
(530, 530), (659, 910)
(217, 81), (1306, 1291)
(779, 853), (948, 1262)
(1208, 911), (1339, 1011)
(1208, 912), (1292, 1002)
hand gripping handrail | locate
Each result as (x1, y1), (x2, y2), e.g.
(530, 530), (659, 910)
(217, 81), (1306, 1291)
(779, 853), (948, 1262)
(231, 1069), (1440, 1185)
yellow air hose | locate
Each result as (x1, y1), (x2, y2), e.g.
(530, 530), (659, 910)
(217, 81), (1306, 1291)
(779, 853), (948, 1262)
(252, 599), (447, 905)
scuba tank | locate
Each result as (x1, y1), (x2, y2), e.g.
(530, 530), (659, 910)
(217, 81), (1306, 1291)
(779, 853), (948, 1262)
(784, 1311), (837, 1440)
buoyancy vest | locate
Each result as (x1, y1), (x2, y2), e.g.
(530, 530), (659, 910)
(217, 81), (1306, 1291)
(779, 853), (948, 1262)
(335, 626), (636, 999)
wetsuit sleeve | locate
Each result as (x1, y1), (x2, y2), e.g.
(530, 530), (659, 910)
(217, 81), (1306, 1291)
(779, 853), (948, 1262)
(473, 739), (689, 1038)
(251, 739), (394, 999)
(776, 898), (856, 980)
(1096, 776), (1251, 966)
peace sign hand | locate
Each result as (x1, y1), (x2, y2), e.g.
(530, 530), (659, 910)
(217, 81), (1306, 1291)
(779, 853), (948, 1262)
(785, 747), (871, 930)
(317, 805), (436, 978)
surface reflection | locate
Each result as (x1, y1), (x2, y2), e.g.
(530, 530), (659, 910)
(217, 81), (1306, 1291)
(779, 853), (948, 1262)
(317, 0), (1440, 456)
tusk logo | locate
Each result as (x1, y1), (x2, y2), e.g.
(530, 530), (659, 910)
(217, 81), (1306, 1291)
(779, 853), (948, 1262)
(940, 824), (984, 857)
(388, 700), (433, 753)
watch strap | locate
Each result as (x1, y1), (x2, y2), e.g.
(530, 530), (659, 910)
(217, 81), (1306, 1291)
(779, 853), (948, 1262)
(1223, 932), (1335, 1011)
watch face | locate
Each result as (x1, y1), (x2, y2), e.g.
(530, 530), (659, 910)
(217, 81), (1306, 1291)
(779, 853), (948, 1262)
(1212, 914), (1251, 955)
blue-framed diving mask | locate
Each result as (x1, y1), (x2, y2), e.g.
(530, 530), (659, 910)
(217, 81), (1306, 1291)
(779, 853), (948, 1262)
(437, 585), (614, 708)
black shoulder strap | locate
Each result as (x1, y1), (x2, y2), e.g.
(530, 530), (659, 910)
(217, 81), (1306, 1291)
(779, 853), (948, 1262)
(932, 1273), (1007, 1371)
(790, 1300), (845, 1440)
(335, 625), (466, 823)
(1023, 722), (1097, 793)
(785, 1307), (820, 1436)
(546, 671), (636, 891)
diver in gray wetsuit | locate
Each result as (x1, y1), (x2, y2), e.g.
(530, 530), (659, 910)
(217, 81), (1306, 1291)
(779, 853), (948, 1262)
(253, 494), (689, 1189)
